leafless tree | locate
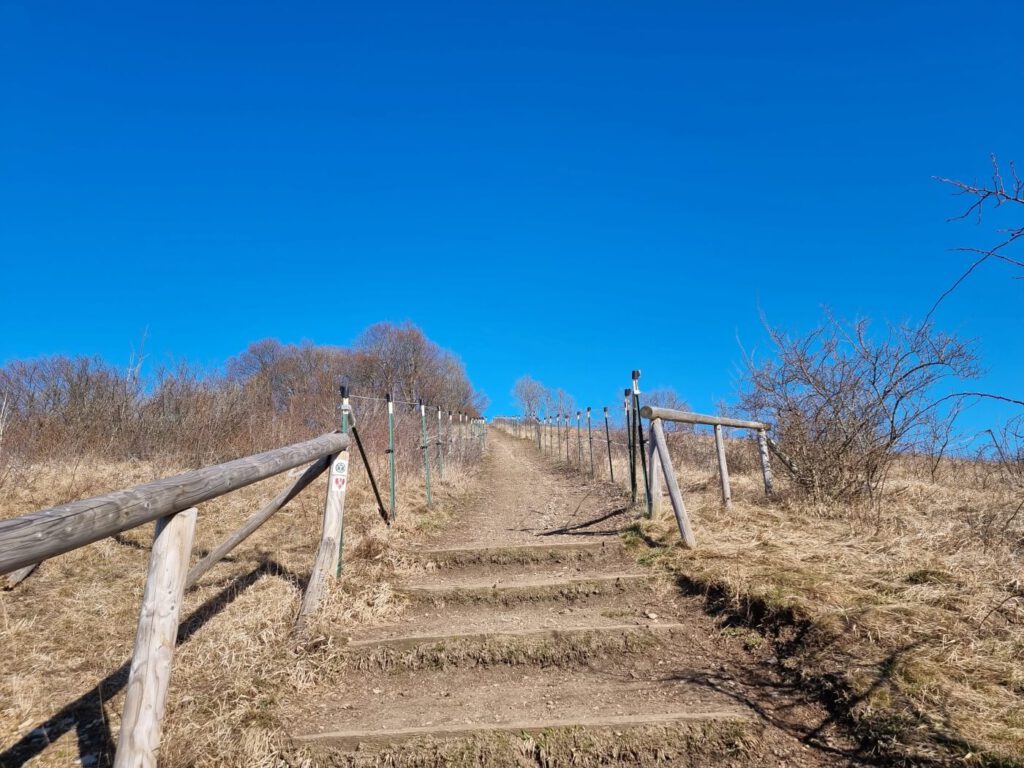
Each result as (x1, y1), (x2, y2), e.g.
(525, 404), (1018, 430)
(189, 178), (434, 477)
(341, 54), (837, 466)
(740, 313), (979, 501)
(932, 155), (1024, 319)
(512, 375), (545, 420)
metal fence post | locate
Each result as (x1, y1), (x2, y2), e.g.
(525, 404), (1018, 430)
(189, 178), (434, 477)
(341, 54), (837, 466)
(632, 370), (651, 516)
(604, 406), (614, 482)
(386, 393), (396, 521)
(576, 410), (582, 468)
(586, 406), (594, 477)
(625, 389), (636, 503)
(436, 407), (444, 481)
(419, 400), (433, 506)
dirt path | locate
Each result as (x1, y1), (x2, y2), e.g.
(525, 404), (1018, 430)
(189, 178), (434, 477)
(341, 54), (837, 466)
(289, 430), (872, 766)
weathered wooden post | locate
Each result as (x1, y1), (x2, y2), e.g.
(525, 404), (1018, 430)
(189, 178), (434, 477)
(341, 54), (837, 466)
(603, 406), (615, 482)
(419, 400), (433, 505)
(713, 424), (732, 510)
(295, 447), (350, 629)
(647, 422), (663, 517)
(650, 419), (696, 548)
(386, 393), (397, 522)
(757, 428), (775, 497)
(564, 413), (571, 462)
(114, 507), (198, 768)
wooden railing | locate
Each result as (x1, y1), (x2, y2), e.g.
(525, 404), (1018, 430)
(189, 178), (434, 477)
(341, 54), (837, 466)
(640, 405), (774, 548)
(0, 429), (351, 767)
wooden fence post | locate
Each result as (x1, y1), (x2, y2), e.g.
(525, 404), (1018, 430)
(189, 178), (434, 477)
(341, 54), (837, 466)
(650, 419), (696, 548)
(114, 507), (198, 768)
(296, 450), (349, 630)
(647, 422), (663, 517)
(713, 424), (732, 510)
(757, 428), (775, 497)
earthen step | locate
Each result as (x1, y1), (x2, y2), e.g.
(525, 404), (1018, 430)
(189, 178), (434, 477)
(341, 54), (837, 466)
(346, 622), (687, 652)
(395, 573), (651, 605)
(294, 709), (750, 748)
(291, 662), (751, 750)
(395, 540), (625, 569)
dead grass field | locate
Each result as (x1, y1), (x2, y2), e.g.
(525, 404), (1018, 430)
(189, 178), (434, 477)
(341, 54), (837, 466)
(0, 456), (476, 767)
(633, 450), (1024, 765)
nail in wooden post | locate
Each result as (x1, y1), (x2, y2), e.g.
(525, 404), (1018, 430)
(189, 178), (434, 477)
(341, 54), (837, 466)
(650, 419), (696, 548)
(757, 428), (775, 497)
(115, 507), (198, 768)
(603, 407), (615, 482)
(713, 424), (732, 510)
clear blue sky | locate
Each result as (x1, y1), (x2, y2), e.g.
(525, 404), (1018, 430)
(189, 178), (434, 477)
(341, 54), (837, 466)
(2, 1), (1021, 428)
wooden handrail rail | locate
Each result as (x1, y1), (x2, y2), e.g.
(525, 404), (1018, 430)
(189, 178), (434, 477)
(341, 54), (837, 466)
(639, 405), (768, 431)
(0, 431), (349, 574)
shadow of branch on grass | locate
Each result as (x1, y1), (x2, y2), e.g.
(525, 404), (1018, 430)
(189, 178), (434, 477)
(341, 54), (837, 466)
(0, 558), (304, 768)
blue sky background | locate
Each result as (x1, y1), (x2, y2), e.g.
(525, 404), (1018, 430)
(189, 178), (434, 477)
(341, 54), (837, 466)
(2, 1), (1021, 429)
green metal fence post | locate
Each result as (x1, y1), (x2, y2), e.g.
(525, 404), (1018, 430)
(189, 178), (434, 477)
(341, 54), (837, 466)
(436, 406), (444, 481)
(576, 410), (582, 468)
(603, 406), (615, 482)
(386, 392), (396, 522)
(625, 388), (636, 502)
(419, 399), (432, 506)
(587, 406), (594, 477)
(632, 370), (651, 516)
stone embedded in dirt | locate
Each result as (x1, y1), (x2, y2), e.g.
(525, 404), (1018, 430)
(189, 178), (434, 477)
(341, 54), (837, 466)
(646, 612), (659, 619)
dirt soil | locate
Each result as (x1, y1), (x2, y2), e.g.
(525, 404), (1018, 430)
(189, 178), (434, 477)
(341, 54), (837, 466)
(284, 431), (879, 766)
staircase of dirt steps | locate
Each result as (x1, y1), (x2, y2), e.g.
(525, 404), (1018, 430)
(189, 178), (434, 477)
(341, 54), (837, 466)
(289, 540), (774, 766)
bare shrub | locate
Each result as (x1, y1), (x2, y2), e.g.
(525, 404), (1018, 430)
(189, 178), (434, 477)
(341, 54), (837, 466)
(740, 313), (979, 501)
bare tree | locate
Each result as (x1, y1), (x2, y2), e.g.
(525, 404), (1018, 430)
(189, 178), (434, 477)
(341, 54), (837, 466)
(511, 375), (545, 420)
(932, 155), (1024, 318)
(740, 313), (979, 501)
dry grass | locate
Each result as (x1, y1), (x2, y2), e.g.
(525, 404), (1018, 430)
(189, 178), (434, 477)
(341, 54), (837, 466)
(633, 451), (1024, 765)
(0, 454), (480, 767)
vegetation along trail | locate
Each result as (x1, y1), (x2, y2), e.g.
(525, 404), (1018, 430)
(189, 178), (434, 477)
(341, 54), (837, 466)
(285, 429), (872, 766)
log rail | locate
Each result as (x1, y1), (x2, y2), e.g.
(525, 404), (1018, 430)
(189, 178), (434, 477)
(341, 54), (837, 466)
(639, 405), (774, 547)
(0, 430), (352, 768)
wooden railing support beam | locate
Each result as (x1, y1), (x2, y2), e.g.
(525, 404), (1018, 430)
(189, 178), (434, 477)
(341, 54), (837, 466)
(114, 507), (198, 768)
(650, 419), (696, 548)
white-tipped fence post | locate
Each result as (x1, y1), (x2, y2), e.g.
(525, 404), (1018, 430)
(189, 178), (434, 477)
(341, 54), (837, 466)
(757, 428), (775, 497)
(650, 418), (696, 548)
(114, 507), (198, 768)
(713, 424), (732, 510)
